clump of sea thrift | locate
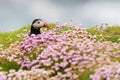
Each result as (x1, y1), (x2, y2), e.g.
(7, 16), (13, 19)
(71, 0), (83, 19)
(0, 41), (23, 64)
(20, 32), (66, 53)
(20, 35), (120, 79)
(1, 21), (120, 80)
(90, 63), (120, 80)
(0, 69), (55, 80)
(55, 24), (63, 30)
(18, 24), (120, 79)
(20, 27), (90, 53)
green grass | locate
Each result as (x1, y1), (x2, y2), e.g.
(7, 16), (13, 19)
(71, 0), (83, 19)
(87, 28), (102, 35)
(0, 24), (120, 79)
(79, 70), (93, 80)
(0, 25), (30, 49)
(87, 26), (120, 42)
(104, 26), (120, 35)
(0, 59), (20, 72)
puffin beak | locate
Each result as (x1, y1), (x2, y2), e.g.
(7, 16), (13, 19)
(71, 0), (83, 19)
(44, 22), (50, 28)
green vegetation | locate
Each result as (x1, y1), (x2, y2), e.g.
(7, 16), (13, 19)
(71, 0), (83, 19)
(87, 26), (120, 42)
(0, 24), (120, 80)
(0, 25), (30, 49)
(0, 24), (120, 49)
(0, 59), (20, 71)
(0, 24), (120, 68)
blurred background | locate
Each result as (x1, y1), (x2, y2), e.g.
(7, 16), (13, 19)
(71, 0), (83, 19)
(0, 0), (120, 32)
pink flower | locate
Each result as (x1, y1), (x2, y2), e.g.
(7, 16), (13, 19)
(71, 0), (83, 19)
(60, 61), (68, 68)
(73, 59), (79, 64)
(0, 72), (7, 80)
(66, 72), (72, 77)
(54, 66), (59, 71)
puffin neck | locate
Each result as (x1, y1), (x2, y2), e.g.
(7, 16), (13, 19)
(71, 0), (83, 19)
(30, 26), (41, 35)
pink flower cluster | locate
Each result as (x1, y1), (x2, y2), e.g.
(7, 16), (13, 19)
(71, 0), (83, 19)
(21, 39), (98, 79)
(0, 41), (24, 64)
(54, 24), (63, 30)
(20, 27), (89, 54)
(20, 32), (66, 53)
(90, 63), (120, 80)
(1, 20), (120, 80)
(0, 69), (55, 80)
(0, 72), (6, 80)
(20, 28), (120, 79)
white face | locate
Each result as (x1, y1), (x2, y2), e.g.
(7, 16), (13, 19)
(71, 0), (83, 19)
(32, 20), (44, 29)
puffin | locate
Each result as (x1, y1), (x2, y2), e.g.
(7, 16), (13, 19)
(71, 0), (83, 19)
(29, 19), (49, 36)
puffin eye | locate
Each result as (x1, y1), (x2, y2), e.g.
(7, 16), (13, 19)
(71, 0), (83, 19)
(38, 21), (40, 24)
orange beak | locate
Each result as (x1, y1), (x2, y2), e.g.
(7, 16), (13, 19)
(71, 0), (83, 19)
(44, 22), (50, 29)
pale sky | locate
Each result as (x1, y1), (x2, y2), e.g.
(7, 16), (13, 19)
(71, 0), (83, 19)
(0, 0), (120, 32)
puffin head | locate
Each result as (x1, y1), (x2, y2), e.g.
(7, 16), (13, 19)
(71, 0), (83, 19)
(32, 19), (49, 29)
(29, 19), (49, 36)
